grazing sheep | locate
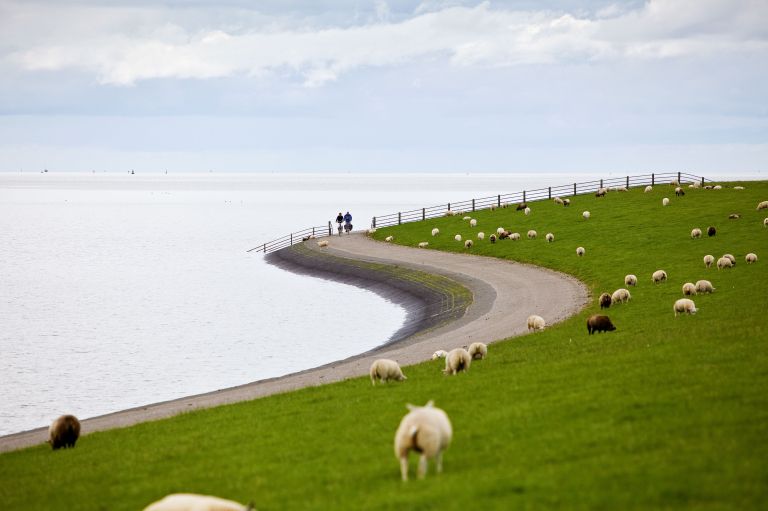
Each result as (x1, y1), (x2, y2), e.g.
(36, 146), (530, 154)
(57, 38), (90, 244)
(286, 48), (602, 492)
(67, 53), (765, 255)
(583, 211), (590, 219)
(516, 202), (527, 211)
(48, 414), (80, 450)
(675, 187), (685, 196)
(454, 234), (462, 242)
(501, 202), (509, 209)
(682, 282), (697, 296)
(524, 207), (531, 215)
(713, 185), (722, 190)
(703, 255), (715, 268)
(599, 292), (612, 309)
(717, 257), (733, 269)
(462, 216), (471, 221)
(563, 198), (571, 206)
(490, 234), (497, 243)
(611, 288), (631, 304)
(691, 228), (702, 239)
(624, 274), (637, 287)
(510, 232), (521, 241)
(704, 185), (713, 190)
(670, 179), (679, 187)
(576, 246), (585, 257)
(644, 185), (653, 193)
(467, 342), (488, 360)
(469, 219), (477, 227)
(616, 186), (628, 192)
(431, 228), (440, 236)
(143, 494), (253, 511)
(499, 231), (509, 240)
(733, 186), (745, 190)
(746, 252), (758, 264)
(662, 198), (670, 206)
(729, 213), (741, 219)
(444, 348), (471, 375)
(690, 182), (701, 188)
(673, 298), (697, 317)
(723, 254), (736, 265)
(752, 201), (766, 210)
(545, 232), (554, 242)
(370, 359), (407, 385)
(432, 350), (448, 360)
(394, 401), (453, 481)
(367, 229), (376, 234)
(587, 314), (616, 334)
(445, 210), (456, 217)
(317, 240), (330, 248)
(695, 280), (715, 294)
(464, 239), (473, 249)
(595, 187), (607, 197)
(527, 315), (546, 332)
(385, 236), (394, 243)
(652, 270), (668, 283)
(477, 232), (485, 240)
(764, 218), (768, 227)
(553, 197), (564, 205)
(527, 230), (537, 239)
(707, 226), (716, 237)
(496, 227), (505, 235)
(418, 242), (429, 248)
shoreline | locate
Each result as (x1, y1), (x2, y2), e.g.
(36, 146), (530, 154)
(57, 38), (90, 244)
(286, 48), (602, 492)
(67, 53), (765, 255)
(0, 234), (588, 453)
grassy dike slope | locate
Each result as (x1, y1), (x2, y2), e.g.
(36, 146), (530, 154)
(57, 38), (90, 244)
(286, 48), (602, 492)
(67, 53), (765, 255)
(1, 182), (767, 511)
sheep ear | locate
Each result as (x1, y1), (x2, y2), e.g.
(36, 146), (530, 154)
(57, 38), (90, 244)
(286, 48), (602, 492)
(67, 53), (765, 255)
(425, 400), (434, 408)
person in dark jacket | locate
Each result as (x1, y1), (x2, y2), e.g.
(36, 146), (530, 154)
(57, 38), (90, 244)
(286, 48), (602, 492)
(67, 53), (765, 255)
(343, 211), (353, 234)
(336, 212), (344, 236)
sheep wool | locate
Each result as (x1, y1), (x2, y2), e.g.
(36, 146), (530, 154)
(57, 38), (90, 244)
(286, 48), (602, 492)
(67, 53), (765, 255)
(385, 236), (394, 243)
(467, 342), (488, 360)
(431, 228), (440, 236)
(469, 218), (477, 227)
(489, 234), (497, 243)
(454, 234), (462, 242)
(444, 348), (471, 375)
(611, 288), (631, 304)
(510, 232), (521, 241)
(143, 494), (252, 511)
(545, 233), (554, 242)
(695, 280), (715, 294)
(524, 207), (531, 215)
(723, 253), (736, 265)
(583, 211), (590, 219)
(662, 198), (670, 206)
(48, 414), (80, 450)
(477, 232), (485, 240)
(624, 274), (637, 287)
(703, 255), (715, 268)
(370, 359), (407, 385)
(717, 257), (733, 269)
(527, 230), (537, 239)
(756, 201), (768, 210)
(682, 282), (697, 296)
(746, 253), (758, 264)
(691, 228), (702, 239)
(317, 240), (329, 248)
(576, 246), (585, 257)
(644, 185), (653, 193)
(599, 292), (612, 309)
(527, 314), (546, 332)
(462, 216), (472, 221)
(497, 227), (506, 235)
(674, 298), (697, 317)
(394, 401), (453, 481)
(652, 270), (668, 283)
(418, 242), (429, 248)
(431, 350), (448, 360)
(464, 239), (473, 249)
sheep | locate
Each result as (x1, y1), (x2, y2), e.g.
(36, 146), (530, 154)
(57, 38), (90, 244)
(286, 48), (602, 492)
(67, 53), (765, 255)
(496, 227), (505, 235)
(370, 359), (407, 385)
(599, 292), (612, 309)
(746, 252), (758, 264)
(516, 202), (527, 211)
(454, 234), (462, 242)
(394, 401), (452, 481)
(464, 239), (473, 249)
(713, 185), (722, 190)
(431, 228), (440, 236)
(652, 270), (667, 283)
(366, 228), (376, 235)
(143, 494), (253, 511)
(717, 257), (733, 269)
(553, 197), (564, 205)
(689, 182), (701, 188)
(611, 288), (631, 304)
(445, 210), (456, 217)
(675, 187), (685, 197)
(385, 236), (394, 243)
(317, 240), (330, 248)
(583, 211), (590, 220)
(662, 198), (670, 206)
(443, 348), (471, 375)
(595, 187), (607, 197)
(624, 274), (637, 287)
(587, 314), (616, 334)
(729, 213), (741, 219)
(576, 246), (585, 257)
(616, 186), (628, 192)
(469, 219), (477, 227)
(418, 242), (429, 248)
(431, 350), (448, 360)
(764, 218), (768, 227)
(527, 230), (537, 239)
(695, 280), (715, 294)
(644, 185), (653, 193)
(48, 414), (80, 450)
(462, 216), (472, 221)
(733, 186), (745, 190)
(563, 198), (571, 207)
(707, 226), (716, 237)
(691, 228), (702, 239)
(682, 282), (697, 296)
(545, 233), (554, 242)
(723, 253), (736, 266)
(673, 298), (697, 316)
(703, 255), (715, 268)
(670, 179), (679, 187)
(501, 202), (509, 209)
(524, 207), (531, 215)
(527, 314), (546, 332)
(489, 234), (497, 243)
(510, 232), (521, 241)
(477, 232), (485, 240)
(467, 342), (488, 360)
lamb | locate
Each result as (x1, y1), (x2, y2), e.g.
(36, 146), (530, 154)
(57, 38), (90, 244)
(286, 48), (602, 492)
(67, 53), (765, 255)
(490, 234), (497, 243)
(553, 197), (564, 205)
(317, 240), (330, 248)
(717, 256), (733, 269)
(652, 269), (667, 283)
(510, 232), (521, 241)
(143, 494), (253, 511)
(469, 219), (477, 227)
(624, 274), (637, 287)
(443, 348), (471, 375)
(595, 187), (607, 197)
(675, 187), (685, 196)
(611, 288), (631, 304)
(431, 350), (448, 360)
(707, 226), (716, 237)
(516, 202), (527, 211)
(477, 232), (485, 240)
(418, 242), (429, 248)
(673, 298), (697, 316)
(527, 314), (546, 332)
(691, 228), (702, 239)
(464, 239), (473, 249)
(431, 228), (440, 236)
(756, 201), (768, 210)
(385, 236), (394, 242)
(563, 198), (571, 206)
(599, 292), (612, 309)
(662, 198), (670, 206)
(527, 230), (537, 239)
(682, 282), (697, 296)
(545, 233), (554, 242)
(454, 234), (462, 242)
(644, 185), (653, 193)
(524, 207), (531, 215)
(695, 280), (715, 294)
(587, 314), (616, 334)
(394, 401), (452, 481)
(583, 211), (590, 219)
(746, 252), (758, 264)
(576, 246), (585, 257)
(703, 255), (715, 268)
(48, 414), (80, 450)
(467, 342), (488, 360)
(723, 253), (736, 266)
(370, 359), (407, 385)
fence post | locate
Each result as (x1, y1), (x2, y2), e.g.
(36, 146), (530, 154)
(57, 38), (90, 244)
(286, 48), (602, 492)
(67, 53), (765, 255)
(626, 176), (629, 188)
(422, 208), (425, 221)
(600, 179), (603, 188)
(573, 183), (577, 196)
(263, 244), (266, 253)
(652, 173), (655, 186)
(290, 233), (293, 245)
(328, 221), (332, 236)
(398, 212), (401, 225)
(472, 199), (475, 211)
(372, 217), (376, 229)
(701, 176), (704, 186)
(448, 202), (451, 211)
(677, 171), (681, 184)
(497, 195), (501, 207)
(548, 187), (551, 199)
(523, 190), (526, 203)
(312, 227), (315, 236)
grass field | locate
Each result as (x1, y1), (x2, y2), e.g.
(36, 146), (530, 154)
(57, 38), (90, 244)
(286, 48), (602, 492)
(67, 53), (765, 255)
(1, 181), (766, 511)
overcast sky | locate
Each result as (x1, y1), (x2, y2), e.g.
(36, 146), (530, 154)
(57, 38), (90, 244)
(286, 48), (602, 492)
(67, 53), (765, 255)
(0, 0), (766, 174)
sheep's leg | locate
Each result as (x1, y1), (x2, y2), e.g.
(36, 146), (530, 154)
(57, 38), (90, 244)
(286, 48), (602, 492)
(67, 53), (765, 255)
(400, 457), (409, 481)
(436, 452), (443, 474)
(417, 455), (428, 479)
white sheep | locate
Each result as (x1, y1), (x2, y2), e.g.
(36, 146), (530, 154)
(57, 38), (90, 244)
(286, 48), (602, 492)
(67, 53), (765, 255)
(431, 228), (440, 236)
(370, 359), (407, 385)
(418, 242), (429, 248)
(444, 348), (471, 375)
(611, 288), (631, 304)
(366, 228), (377, 235)
(467, 342), (488, 360)
(616, 186), (628, 192)
(734, 186), (745, 190)
(554, 197), (564, 205)
(431, 350), (448, 360)
(143, 494), (252, 511)
(624, 274), (637, 286)
(527, 314), (546, 332)
(703, 255), (715, 268)
(470, 219), (477, 227)
(527, 230), (537, 239)
(477, 232), (485, 240)
(723, 253), (736, 265)
(690, 228), (702, 239)
(510, 232), (521, 241)
(695, 280), (715, 294)
(717, 256), (732, 269)
(563, 198), (571, 206)
(445, 210), (456, 217)
(497, 227), (505, 235)
(583, 211), (590, 220)
(713, 185), (722, 190)
(662, 198), (670, 206)
(682, 282), (697, 296)
(670, 179), (679, 187)
(385, 236), (394, 242)
(644, 185), (653, 193)
(462, 216), (472, 220)
(673, 298), (697, 316)
(746, 252), (758, 264)
(524, 207), (531, 215)
(652, 270), (667, 283)
(394, 401), (453, 481)
(454, 234), (462, 242)
(464, 239), (473, 249)
(317, 240), (329, 248)
(545, 232), (554, 242)
(576, 246), (585, 257)
(763, 217), (768, 227)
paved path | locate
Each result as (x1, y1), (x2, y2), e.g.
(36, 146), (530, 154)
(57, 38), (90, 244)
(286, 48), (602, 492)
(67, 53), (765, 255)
(0, 234), (588, 453)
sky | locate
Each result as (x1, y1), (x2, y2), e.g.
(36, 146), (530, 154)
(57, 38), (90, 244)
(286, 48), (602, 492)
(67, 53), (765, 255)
(0, 0), (766, 175)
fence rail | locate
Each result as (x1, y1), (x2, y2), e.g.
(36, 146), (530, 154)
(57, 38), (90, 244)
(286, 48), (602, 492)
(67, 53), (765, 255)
(250, 172), (709, 254)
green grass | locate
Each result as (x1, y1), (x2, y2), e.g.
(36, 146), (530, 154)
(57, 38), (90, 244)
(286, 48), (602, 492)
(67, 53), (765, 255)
(1, 181), (767, 511)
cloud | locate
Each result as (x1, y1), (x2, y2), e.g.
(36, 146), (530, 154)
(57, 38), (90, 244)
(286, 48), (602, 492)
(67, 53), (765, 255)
(2, 0), (767, 86)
